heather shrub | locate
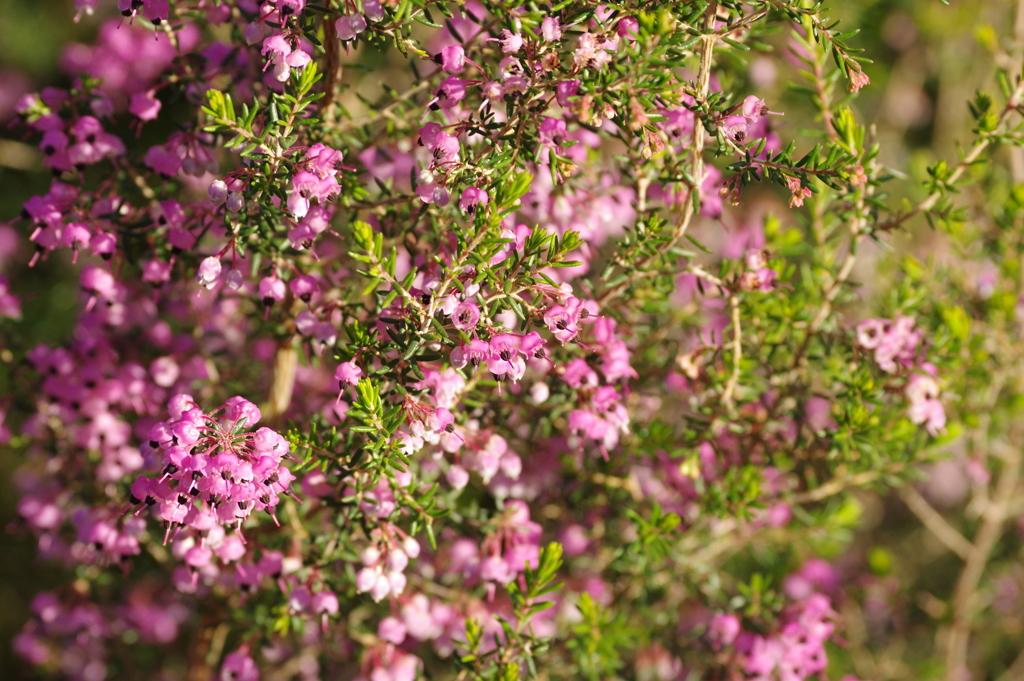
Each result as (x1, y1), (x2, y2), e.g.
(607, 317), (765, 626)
(1, 1), (1024, 680)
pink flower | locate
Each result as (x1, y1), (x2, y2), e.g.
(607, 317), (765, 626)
(437, 45), (465, 72)
(312, 590), (339, 615)
(539, 117), (568, 149)
(722, 114), (750, 144)
(431, 76), (466, 110)
(848, 69), (870, 92)
(541, 17), (562, 42)
(699, 165), (724, 218)
(493, 29), (523, 53)
(785, 175), (812, 208)
(487, 334), (526, 381)
(145, 144), (182, 176)
(574, 33), (613, 70)
(220, 648), (259, 681)
(430, 132), (460, 165)
(258, 276), (286, 308)
(617, 17), (639, 40)
(195, 257), (222, 289)
(543, 297), (585, 343)
(459, 186), (488, 213)
(907, 374), (946, 435)
(451, 300), (480, 330)
(379, 616), (407, 644)
(556, 80), (580, 107)
(335, 361), (362, 388)
(289, 274), (318, 302)
(416, 184), (450, 206)
(335, 14), (367, 41)
(129, 91), (162, 121)
(450, 339), (490, 369)
(278, 0), (305, 17)
(261, 34), (292, 65)
(707, 613), (741, 649)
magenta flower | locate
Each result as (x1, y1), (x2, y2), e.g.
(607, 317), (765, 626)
(258, 276), (286, 309)
(556, 79), (580, 107)
(144, 144), (182, 177)
(438, 45), (465, 72)
(431, 76), (467, 110)
(539, 117), (568, 149)
(227, 397), (262, 427)
(450, 300), (480, 330)
(335, 361), (363, 388)
(261, 34), (292, 65)
(336, 13), (367, 41)
(220, 648), (259, 681)
(289, 274), (318, 302)
(617, 17), (639, 40)
(541, 16), (562, 41)
(195, 257), (222, 289)
(129, 91), (162, 121)
(543, 296), (584, 343)
(458, 187), (488, 213)
(493, 29), (523, 53)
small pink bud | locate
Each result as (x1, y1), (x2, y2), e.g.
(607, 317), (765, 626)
(208, 180), (228, 205)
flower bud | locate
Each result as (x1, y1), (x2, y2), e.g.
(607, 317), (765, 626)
(226, 192), (244, 213)
(355, 566), (379, 593)
(370, 572), (391, 601)
(386, 570), (406, 596)
(360, 546), (381, 566)
(402, 537), (421, 559)
(363, 0), (384, 21)
(244, 21), (265, 44)
(446, 464), (469, 490)
(387, 548), (408, 572)
(225, 269), (244, 291)
(208, 180), (228, 205)
(378, 616), (406, 644)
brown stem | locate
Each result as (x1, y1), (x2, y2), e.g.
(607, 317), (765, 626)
(265, 339), (298, 426)
(944, 446), (1022, 679)
(596, 1), (719, 307)
(899, 486), (973, 560)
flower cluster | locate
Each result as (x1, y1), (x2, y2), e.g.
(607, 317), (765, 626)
(857, 316), (946, 435)
(708, 594), (837, 681)
(354, 523), (421, 602)
(130, 396), (294, 558)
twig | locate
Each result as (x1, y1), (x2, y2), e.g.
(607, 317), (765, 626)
(945, 445), (1022, 680)
(687, 265), (727, 288)
(334, 81), (431, 133)
(264, 339), (298, 426)
(878, 76), (1024, 232)
(596, 1), (719, 306)
(899, 486), (973, 560)
(786, 464), (906, 505)
(721, 293), (742, 412)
